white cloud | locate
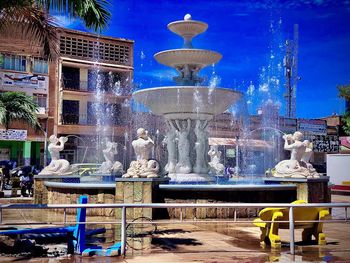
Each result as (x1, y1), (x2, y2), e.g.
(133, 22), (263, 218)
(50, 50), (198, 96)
(52, 15), (77, 27)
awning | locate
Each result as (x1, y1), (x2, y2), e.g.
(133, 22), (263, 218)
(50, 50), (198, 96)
(208, 137), (274, 149)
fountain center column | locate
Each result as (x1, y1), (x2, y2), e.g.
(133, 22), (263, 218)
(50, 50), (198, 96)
(164, 118), (211, 176)
(174, 119), (192, 174)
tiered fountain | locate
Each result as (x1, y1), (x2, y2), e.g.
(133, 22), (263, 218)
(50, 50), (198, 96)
(133, 14), (242, 182)
(33, 15), (330, 219)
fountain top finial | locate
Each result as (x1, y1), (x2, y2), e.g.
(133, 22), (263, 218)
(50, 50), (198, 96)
(184, 14), (192, 21)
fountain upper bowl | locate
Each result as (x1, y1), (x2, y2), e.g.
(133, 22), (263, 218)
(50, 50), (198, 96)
(154, 49), (222, 70)
(167, 20), (208, 39)
(132, 86), (242, 120)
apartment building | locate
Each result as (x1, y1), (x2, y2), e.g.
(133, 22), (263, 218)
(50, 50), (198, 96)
(0, 45), (48, 166)
(50, 28), (134, 164)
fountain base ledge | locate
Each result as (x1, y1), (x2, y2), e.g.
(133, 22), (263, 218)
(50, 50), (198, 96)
(263, 176), (330, 203)
(168, 173), (216, 183)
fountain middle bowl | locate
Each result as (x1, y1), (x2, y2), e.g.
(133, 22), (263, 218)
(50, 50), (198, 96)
(132, 86), (242, 120)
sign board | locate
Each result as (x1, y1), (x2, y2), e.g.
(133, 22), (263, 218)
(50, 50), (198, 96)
(311, 135), (339, 153)
(0, 129), (27, 141)
(0, 71), (48, 90)
(298, 119), (327, 135)
(280, 117), (297, 133)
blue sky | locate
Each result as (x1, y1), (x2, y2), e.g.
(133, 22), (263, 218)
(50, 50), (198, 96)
(56, 0), (350, 118)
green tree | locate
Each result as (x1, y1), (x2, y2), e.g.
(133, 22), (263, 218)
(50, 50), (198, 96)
(342, 112), (350, 136)
(0, 0), (111, 60)
(338, 84), (350, 135)
(0, 92), (42, 130)
(338, 85), (350, 101)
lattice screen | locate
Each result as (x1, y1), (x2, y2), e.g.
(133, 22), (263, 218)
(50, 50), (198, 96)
(60, 36), (131, 66)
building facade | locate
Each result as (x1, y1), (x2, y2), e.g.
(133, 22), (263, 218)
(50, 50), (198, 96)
(50, 28), (134, 164)
(0, 46), (48, 166)
(0, 27), (134, 167)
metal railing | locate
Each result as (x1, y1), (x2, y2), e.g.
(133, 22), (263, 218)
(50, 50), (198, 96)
(1, 202), (350, 256)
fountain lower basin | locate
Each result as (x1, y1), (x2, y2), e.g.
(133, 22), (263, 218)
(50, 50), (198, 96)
(133, 86), (242, 120)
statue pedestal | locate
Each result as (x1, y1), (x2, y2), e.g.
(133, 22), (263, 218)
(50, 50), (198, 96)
(115, 177), (169, 220)
(263, 176), (330, 203)
(114, 177), (169, 243)
(34, 175), (80, 204)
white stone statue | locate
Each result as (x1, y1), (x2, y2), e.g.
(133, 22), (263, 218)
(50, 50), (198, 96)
(123, 128), (161, 178)
(194, 120), (209, 174)
(132, 128), (154, 161)
(208, 145), (225, 175)
(175, 119), (192, 174)
(96, 140), (123, 174)
(39, 135), (77, 175)
(272, 131), (319, 178)
(164, 120), (177, 173)
(301, 140), (312, 163)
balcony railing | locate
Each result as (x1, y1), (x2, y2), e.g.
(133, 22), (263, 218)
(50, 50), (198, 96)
(62, 79), (88, 91)
(61, 113), (124, 126)
(61, 79), (130, 95)
(61, 113), (80, 125)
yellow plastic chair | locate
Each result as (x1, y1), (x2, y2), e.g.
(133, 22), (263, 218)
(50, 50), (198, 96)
(253, 200), (330, 249)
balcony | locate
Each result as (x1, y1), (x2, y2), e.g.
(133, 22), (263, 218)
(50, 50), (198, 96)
(61, 113), (80, 125)
(62, 79), (88, 91)
(61, 113), (125, 126)
(59, 113), (127, 136)
(36, 107), (48, 118)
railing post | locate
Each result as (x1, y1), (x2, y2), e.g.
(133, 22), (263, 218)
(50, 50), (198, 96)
(345, 207), (348, 220)
(289, 206), (295, 255)
(121, 206), (127, 256)
(63, 208), (67, 226)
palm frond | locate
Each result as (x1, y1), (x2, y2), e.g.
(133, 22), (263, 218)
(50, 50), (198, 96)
(0, 5), (59, 60)
(37, 0), (111, 31)
(0, 92), (42, 131)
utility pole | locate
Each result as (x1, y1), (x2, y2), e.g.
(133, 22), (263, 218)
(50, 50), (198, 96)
(284, 24), (299, 118)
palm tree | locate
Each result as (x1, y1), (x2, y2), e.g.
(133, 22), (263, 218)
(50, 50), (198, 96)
(0, 92), (42, 130)
(0, 0), (111, 60)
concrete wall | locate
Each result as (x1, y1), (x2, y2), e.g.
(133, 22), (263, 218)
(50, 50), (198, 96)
(327, 154), (350, 185)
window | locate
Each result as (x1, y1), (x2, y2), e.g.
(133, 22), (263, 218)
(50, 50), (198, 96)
(33, 58), (48, 74)
(87, 101), (121, 125)
(62, 100), (80, 124)
(87, 69), (122, 92)
(33, 94), (47, 108)
(62, 66), (80, 90)
(0, 54), (26, 72)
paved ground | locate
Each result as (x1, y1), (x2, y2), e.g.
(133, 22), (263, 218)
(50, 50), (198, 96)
(0, 195), (349, 262)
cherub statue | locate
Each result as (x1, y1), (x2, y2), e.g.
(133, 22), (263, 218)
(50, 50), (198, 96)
(208, 145), (225, 175)
(273, 131), (319, 178)
(97, 140), (123, 174)
(123, 128), (161, 178)
(39, 135), (77, 175)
